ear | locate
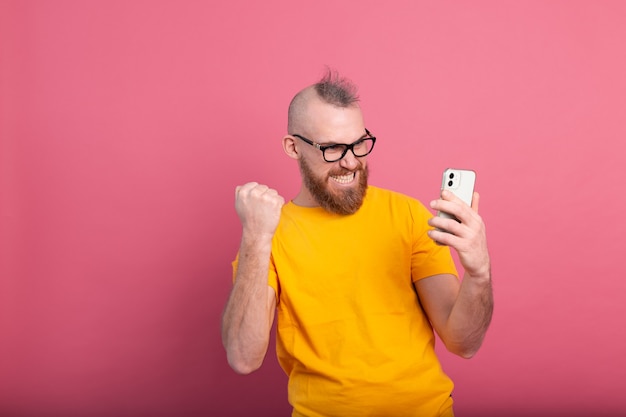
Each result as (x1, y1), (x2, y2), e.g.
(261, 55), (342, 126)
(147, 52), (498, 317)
(282, 135), (300, 160)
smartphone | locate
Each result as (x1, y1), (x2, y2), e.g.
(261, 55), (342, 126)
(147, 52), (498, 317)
(437, 168), (476, 224)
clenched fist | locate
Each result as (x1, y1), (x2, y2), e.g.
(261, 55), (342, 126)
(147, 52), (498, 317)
(235, 182), (285, 238)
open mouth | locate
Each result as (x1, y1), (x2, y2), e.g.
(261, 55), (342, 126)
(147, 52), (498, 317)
(330, 172), (356, 184)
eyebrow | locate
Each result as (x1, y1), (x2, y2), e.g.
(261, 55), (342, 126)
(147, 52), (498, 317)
(318, 132), (369, 147)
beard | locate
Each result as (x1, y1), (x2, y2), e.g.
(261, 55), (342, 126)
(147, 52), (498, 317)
(299, 156), (369, 215)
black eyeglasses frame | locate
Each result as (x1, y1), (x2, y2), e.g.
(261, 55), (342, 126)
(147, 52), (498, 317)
(291, 129), (376, 163)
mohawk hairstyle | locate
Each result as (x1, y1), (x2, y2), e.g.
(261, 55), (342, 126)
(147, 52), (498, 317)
(314, 69), (360, 107)
(287, 69), (360, 134)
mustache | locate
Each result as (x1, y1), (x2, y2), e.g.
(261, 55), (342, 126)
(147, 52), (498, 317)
(328, 163), (363, 177)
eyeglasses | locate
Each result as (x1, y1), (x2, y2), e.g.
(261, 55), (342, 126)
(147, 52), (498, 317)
(292, 129), (376, 163)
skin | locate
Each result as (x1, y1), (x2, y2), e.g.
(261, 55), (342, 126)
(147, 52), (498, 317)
(286, 91), (368, 210)
(424, 190), (493, 358)
(221, 87), (493, 375)
(221, 181), (281, 374)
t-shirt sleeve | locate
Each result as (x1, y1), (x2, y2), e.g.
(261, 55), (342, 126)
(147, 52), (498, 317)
(409, 199), (459, 282)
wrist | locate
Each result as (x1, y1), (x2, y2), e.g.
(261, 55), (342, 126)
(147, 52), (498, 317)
(241, 230), (274, 248)
(465, 264), (491, 283)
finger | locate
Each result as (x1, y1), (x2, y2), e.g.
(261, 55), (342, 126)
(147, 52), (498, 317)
(252, 184), (269, 195)
(235, 184), (245, 202)
(430, 199), (463, 221)
(237, 182), (259, 193)
(264, 187), (279, 197)
(471, 191), (480, 212)
(236, 182), (263, 204)
(427, 227), (460, 247)
(440, 189), (463, 203)
(428, 216), (464, 237)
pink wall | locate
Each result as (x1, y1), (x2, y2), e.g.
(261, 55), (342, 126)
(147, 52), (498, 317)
(2, 1), (625, 416)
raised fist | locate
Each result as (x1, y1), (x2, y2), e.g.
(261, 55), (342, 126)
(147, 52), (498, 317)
(235, 182), (285, 238)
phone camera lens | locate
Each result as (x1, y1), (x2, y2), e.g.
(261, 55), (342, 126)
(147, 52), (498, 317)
(448, 180), (454, 187)
(449, 173), (455, 179)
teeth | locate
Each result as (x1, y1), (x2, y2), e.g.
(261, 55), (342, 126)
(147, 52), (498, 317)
(331, 173), (355, 184)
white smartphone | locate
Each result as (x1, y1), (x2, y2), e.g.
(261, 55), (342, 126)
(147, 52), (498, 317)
(437, 168), (476, 224)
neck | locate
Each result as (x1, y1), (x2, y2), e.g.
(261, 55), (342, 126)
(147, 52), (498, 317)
(292, 188), (319, 207)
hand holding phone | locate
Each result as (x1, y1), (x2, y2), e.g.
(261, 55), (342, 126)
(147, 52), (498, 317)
(436, 168), (476, 230)
(429, 169), (491, 279)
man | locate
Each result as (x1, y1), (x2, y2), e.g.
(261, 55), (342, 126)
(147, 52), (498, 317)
(221, 71), (493, 417)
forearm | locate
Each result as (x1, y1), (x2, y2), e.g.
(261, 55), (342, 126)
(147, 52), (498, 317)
(221, 233), (276, 374)
(444, 271), (493, 358)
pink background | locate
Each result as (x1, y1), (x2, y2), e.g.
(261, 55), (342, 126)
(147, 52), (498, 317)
(2, 1), (625, 416)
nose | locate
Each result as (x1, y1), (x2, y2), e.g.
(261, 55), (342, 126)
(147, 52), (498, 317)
(339, 149), (359, 170)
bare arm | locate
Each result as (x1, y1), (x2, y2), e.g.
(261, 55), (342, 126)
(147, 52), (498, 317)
(221, 182), (284, 374)
(417, 190), (493, 358)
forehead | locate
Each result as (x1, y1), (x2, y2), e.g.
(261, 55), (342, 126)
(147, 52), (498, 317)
(304, 98), (365, 144)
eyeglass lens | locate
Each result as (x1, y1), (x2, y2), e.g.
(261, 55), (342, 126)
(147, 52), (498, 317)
(323, 138), (375, 162)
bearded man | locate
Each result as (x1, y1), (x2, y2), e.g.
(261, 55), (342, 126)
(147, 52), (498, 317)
(221, 71), (493, 417)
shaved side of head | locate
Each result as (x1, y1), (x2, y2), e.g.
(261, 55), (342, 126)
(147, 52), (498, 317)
(288, 69), (360, 134)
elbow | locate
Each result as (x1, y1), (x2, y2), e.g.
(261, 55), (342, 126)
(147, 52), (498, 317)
(444, 338), (484, 359)
(456, 347), (478, 360)
(226, 352), (264, 375)
(222, 332), (269, 375)
(444, 343), (476, 359)
(229, 360), (262, 376)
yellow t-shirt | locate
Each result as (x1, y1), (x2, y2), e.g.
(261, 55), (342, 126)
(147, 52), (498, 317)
(236, 186), (458, 416)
